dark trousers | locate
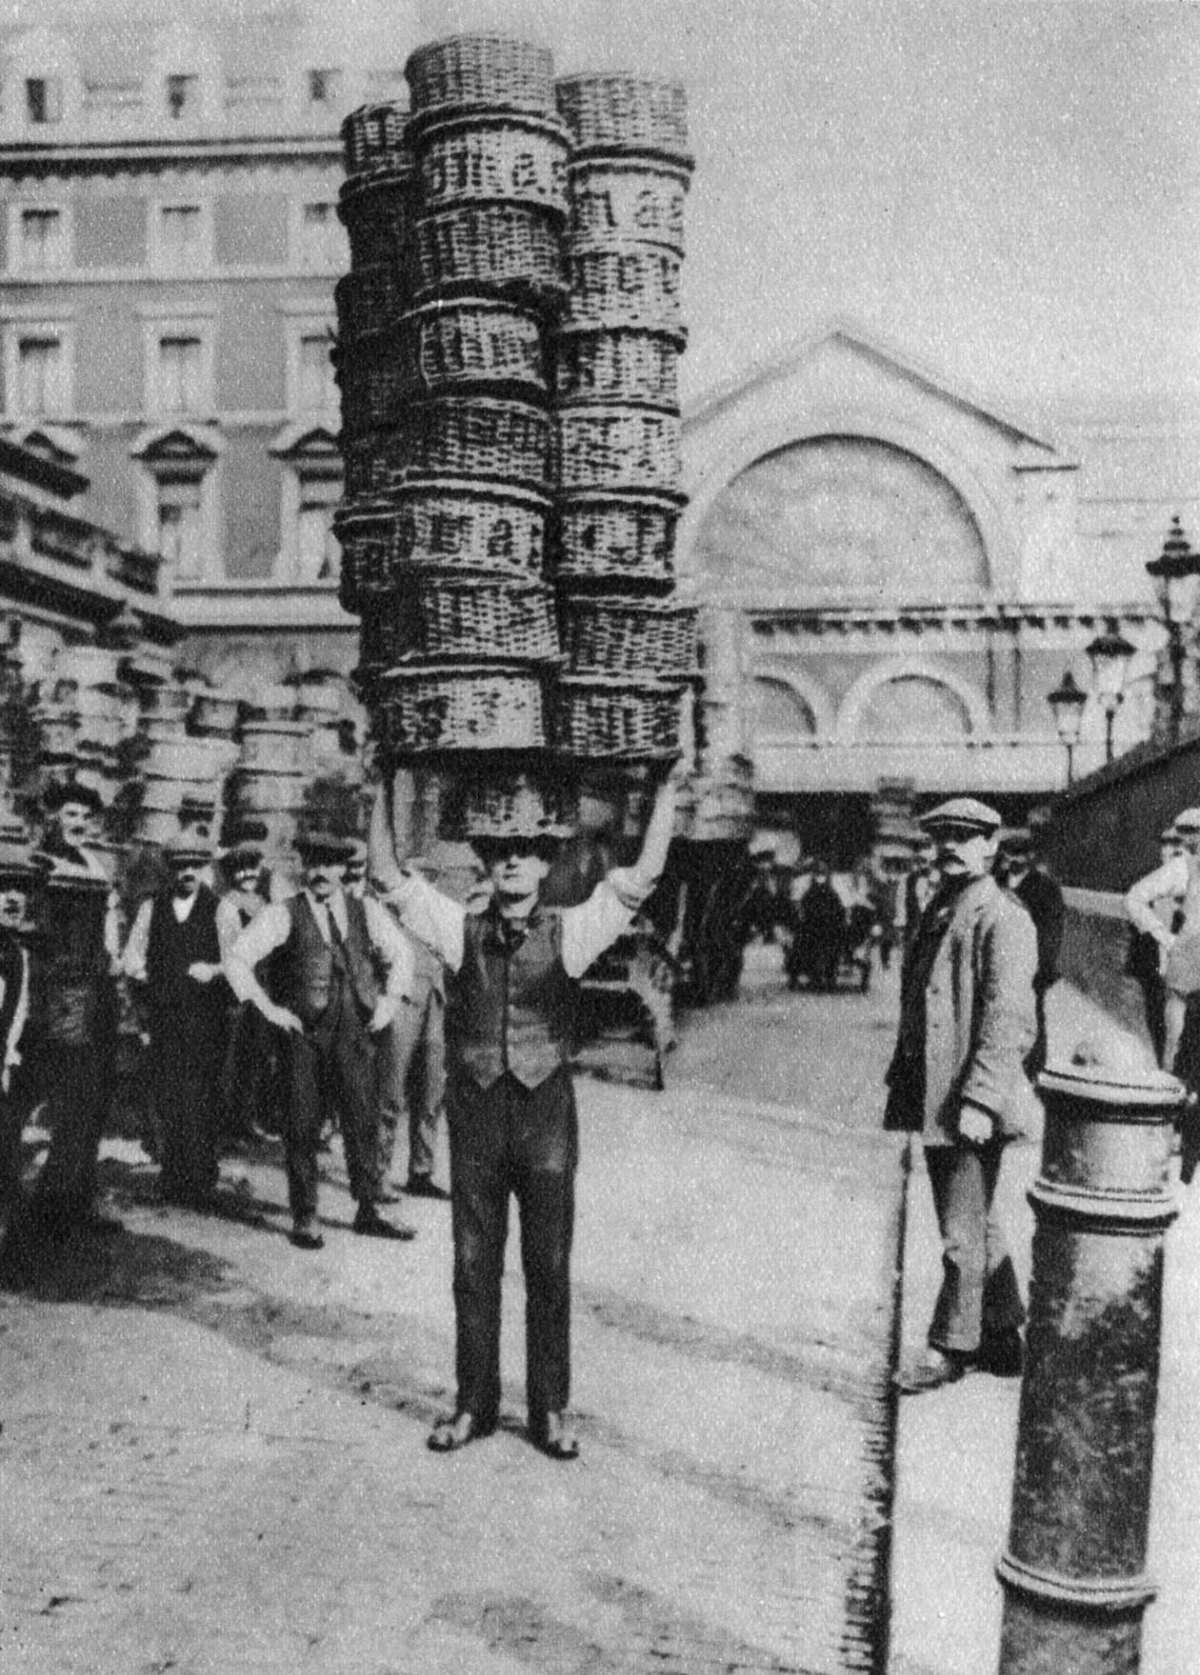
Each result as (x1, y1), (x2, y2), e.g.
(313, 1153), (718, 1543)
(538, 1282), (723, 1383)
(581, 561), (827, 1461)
(32, 1018), (117, 1220)
(281, 988), (381, 1223)
(151, 1014), (226, 1206)
(925, 1141), (1025, 1356)
(377, 983), (445, 1183)
(448, 1066), (577, 1428)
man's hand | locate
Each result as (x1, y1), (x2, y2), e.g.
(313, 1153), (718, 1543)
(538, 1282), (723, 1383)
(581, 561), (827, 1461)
(368, 996), (399, 1034)
(187, 961), (221, 984)
(265, 1002), (303, 1034)
(958, 1102), (994, 1146)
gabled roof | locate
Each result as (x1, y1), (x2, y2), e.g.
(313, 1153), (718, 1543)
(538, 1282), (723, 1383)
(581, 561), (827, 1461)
(685, 314), (1067, 457)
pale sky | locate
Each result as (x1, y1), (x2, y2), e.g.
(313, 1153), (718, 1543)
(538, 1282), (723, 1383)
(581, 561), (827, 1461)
(4, 0), (1199, 426)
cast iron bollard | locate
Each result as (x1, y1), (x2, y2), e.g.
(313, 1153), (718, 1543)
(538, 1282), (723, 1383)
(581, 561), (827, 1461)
(996, 1050), (1182, 1674)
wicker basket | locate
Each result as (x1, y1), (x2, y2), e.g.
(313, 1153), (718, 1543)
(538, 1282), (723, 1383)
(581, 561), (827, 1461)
(369, 576), (560, 664)
(335, 499), (411, 603)
(457, 771), (578, 839)
(554, 406), (682, 491)
(562, 596), (698, 678)
(340, 429), (412, 500)
(555, 75), (690, 159)
(406, 36), (555, 119)
(566, 153), (691, 253)
(553, 325), (684, 410)
(407, 297), (547, 398)
(373, 479), (552, 582)
(554, 488), (683, 589)
(414, 203), (566, 303)
(408, 395), (552, 487)
(379, 663), (546, 755)
(337, 300), (547, 423)
(415, 112), (569, 216)
(337, 173), (416, 270)
(550, 675), (686, 760)
(335, 264), (414, 344)
(563, 244), (683, 331)
(341, 101), (411, 178)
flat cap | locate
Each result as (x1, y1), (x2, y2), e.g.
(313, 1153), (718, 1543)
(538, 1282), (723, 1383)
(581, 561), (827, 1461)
(918, 797), (1002, 834)
(1173, 807), (1200, 833)
(163, 832), (212, 866)
(295, 829), (354, 862)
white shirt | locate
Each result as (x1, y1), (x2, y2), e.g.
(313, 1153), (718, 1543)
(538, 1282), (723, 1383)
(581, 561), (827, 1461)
(382, 867), (651, 979)
(1124, 852), (1192, 947)
(224, 887), (413, 1004)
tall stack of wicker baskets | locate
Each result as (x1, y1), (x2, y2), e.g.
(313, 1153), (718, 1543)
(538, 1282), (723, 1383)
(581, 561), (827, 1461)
(549, 74), (697, 764)
(336, 36), (567, 798)
(336, 40), (699, 837)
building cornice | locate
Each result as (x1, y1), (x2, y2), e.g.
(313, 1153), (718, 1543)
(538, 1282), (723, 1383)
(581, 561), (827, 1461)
(0, 135), (341, 177)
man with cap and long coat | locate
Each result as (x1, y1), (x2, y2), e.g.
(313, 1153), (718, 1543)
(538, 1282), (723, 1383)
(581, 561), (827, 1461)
(215, 828), (281, 1147)
(224, 828), (416, 1250)
(885, 797), (1037, 1394)
(25, 779), (124, 1241)
(1124, 805), (1200, 1072)
(123, 834), (229, 1207)
(369, 764), (682, 1461)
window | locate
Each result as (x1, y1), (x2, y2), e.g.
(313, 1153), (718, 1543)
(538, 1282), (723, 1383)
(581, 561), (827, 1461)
(157, 335), (204, 414)
(156, 471), (204, 579)
(166, 73), (198, 120)
(25, 77), (63, 125)
(156, 204), (205, 269)
(297, 201), (343, 270)
(295, 473), (340, 582)
(297, 332), (335, 411)
(16, 334), (66, 415)
(19, 208), (65, 272)
(307, 68), (341, 106)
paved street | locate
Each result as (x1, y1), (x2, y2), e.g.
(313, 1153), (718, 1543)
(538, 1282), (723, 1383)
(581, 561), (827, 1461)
(2, 951), (1197, 1674)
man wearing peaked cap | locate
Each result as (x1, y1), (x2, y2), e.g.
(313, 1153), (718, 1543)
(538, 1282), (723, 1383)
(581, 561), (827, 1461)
(0, 837), (36, 1246)
(1125, 805), (1200, 1071)
(225, 819), (417, 1250)
(123, 832), (228, 1208)
(887, 792), (1037, 1394)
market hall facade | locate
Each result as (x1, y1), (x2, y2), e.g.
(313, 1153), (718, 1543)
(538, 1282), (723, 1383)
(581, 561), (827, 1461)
(677, 321), (1161, 863)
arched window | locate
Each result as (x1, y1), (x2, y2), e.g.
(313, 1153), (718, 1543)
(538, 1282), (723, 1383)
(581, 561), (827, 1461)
(749, 677), (817, 737)
(856, 676), (972, 742)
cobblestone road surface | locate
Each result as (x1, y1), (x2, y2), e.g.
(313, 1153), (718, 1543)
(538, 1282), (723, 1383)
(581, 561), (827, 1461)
(0, 946), (906, 1675)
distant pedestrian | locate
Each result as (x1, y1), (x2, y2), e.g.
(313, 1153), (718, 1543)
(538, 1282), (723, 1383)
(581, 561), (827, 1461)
(370, 764), (681, 1460)
(786, 861), (845, 991)
(995, 828), (1065, 1079)
(1124, 817), (1193, 1068)
(0, 838), (36, 1244)
(224, 828), (415, 1251)
(24, 780), (123, 1243)
(1124, 807), (1200, 1072)
(123, 834), (228, 1208)
(886, 798), (1036, 1394)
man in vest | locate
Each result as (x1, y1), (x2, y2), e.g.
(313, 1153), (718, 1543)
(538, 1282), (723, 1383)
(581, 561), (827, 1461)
(215, 828), (280, 1146)
(123, 833), (228, 1207)
(369, 764), (682, 1460)
(1124, 806), (1200, 1071)
(0, 835), (36, 1250)
(224, 828), (415, 1250)
(25, 779), (123, 1242)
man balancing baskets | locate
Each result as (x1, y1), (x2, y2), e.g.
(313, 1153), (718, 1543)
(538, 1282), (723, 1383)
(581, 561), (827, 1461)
(369, 763), (682, 1460)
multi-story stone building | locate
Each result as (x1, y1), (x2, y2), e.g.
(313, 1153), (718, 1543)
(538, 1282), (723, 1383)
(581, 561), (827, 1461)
(0, 16), (408, 704)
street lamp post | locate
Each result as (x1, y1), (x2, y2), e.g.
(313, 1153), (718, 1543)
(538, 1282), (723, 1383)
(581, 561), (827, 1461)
(1085, 624), (1136, 765)
(1047, 669), (1087, 787)
(1145, 514), (1200, 746)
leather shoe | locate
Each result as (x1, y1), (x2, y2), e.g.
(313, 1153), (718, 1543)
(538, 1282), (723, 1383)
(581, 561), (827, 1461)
(531, 1411), (579, 1460)
(353, 1206), (416, 1240)
(977, 1329), (1024, 1378)
(894, 1351), (970, 1394)
(376, 1187), (404, 1205)
(289, 1220), (324, 1251)
(406, 1174), (451, 1201)
(427, 1411), (495, 1452)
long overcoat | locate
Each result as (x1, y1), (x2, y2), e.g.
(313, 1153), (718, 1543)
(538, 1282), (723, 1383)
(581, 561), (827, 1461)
(884, 873), (1037, 1144)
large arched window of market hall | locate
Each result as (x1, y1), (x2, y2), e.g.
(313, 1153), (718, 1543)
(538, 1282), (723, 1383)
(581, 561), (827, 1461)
(856, 675), (973, 742)
(694, 435), (989, 601)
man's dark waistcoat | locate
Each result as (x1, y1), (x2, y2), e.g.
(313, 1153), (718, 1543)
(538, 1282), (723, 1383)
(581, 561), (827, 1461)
(447, 906), (576, 1090)
(271, 892), (380, 1026)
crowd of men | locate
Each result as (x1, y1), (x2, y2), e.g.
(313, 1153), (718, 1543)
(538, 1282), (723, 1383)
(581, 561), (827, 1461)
(0, 765), (683, 1462)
